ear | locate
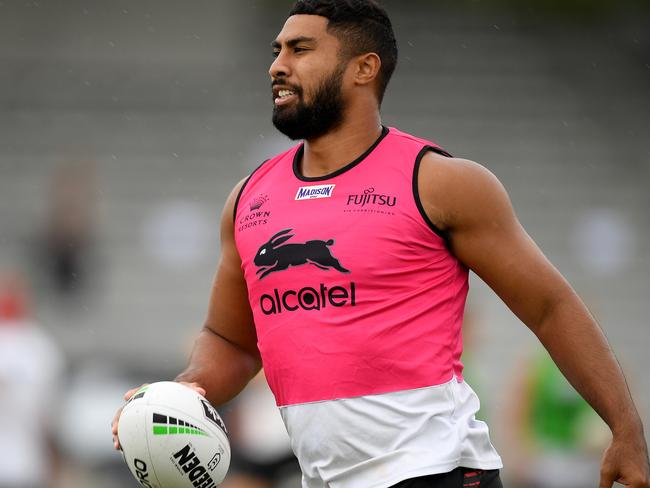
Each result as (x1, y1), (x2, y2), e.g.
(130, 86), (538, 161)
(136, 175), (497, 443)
(271, 234), (293, 248)
(269, 228), (293, 243)
(353, 53), (381, 87)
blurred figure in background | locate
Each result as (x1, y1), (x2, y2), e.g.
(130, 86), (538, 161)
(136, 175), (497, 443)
(0, 271), (65, 488)
(459, 309), (489, 422)
(503, 347), (609, 488)
(38, 160), (98, 300)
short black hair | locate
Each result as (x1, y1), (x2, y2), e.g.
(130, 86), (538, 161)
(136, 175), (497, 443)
(289, 0), (398, 105)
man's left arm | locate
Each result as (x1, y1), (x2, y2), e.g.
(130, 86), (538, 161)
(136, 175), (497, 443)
(418, 152), (650, 488)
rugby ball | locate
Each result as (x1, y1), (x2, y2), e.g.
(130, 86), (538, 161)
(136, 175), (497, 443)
(118, 381), (230, 488)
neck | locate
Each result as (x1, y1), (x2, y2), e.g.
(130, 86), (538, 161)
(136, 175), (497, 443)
(300, 114), (383, 178)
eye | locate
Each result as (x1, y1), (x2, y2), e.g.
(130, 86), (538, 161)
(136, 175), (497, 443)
(260, 249), (266, 255)
(272, 50), (280, 58)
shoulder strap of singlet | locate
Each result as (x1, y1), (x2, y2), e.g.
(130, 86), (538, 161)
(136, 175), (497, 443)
(232, 159), (269, 223)
(412, 145), (453, 240)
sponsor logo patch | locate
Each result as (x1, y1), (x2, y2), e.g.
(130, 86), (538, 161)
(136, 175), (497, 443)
(249, 194), (268, 211)
(134, 458), (154, 488)
(295, 184), (336, 200)
(152, 413), (209, 437)
(207, 452), (222, 471)
(260, 282), (357, 315)
(171, 444), (218, 488)
(344, 187), (397, 215)
(239, 194), (271, 233)
(200, 399), (228, 435)
(254, 229), (350, 280)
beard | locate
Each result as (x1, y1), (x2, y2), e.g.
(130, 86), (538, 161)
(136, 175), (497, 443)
(272, 64), (346, 141)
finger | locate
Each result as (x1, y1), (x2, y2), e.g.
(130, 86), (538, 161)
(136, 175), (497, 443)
(123, 388), (139, 401)
(112, 403), (126, 450)
(191, 383), (207, 397)
(124, 383), (149, 401)
(111, 406), (123, 436)
(180, 381), (207, 397)
(112, 427), (122, 450)
(598, 469), (617, 488)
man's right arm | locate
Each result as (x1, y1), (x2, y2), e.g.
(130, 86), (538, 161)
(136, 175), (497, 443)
(174, 179), (262, 406)
(113, 180), (260, 449)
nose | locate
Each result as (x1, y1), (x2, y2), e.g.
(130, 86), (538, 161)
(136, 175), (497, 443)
(269, 50), (291, 80)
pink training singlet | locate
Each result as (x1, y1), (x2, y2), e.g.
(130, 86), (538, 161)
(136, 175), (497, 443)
(234, 127), (467, 407)
(234, 127), (502, 488)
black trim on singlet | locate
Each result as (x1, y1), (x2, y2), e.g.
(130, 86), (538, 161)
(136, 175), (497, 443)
(292, 126), (390, 182)
(233, 159), (269, 223)
(412, 145), (453, 240)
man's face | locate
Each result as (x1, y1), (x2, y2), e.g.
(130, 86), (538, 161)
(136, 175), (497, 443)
(269, 15), (348, 141)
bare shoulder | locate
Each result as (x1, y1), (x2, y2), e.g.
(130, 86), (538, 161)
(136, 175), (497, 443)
(220, 177), (250, 237)
(417, 151), (514, 233)
(223, 177), (249, 220)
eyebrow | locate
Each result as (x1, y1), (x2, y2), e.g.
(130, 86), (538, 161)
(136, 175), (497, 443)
(271, 36), (316, 49)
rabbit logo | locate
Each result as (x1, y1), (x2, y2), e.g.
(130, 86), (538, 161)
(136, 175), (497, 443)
(254, 229), (350, 280)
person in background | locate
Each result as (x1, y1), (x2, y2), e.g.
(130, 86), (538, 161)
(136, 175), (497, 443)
(39, 160), (98, 298)
(0, 271), (65, 488)
(503, 348), (611, 488)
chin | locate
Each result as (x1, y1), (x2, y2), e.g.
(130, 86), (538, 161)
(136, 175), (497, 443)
(272, 115), (303, 140)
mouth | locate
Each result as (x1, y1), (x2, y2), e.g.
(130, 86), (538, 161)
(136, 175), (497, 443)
(273, 86), (299, 107)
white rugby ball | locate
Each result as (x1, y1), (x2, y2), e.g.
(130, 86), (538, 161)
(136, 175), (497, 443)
(118, 381), (230, 488)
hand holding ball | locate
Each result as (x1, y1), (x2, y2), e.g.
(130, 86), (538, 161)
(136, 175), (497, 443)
(118, 381), (230, 487)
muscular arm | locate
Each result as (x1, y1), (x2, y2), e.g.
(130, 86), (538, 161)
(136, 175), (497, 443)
(418, 152), (649, 487)
(175, 180), (262, 406)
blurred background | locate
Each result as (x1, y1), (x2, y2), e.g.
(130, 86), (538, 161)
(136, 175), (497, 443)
(0, 0), (648, 487)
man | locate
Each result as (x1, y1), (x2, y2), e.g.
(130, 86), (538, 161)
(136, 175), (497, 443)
(0, 272), (65, 488)
(113, 1), (650, 487)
